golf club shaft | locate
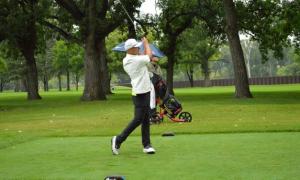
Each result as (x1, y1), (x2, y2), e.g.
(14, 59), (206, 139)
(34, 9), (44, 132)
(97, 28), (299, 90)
(117, 0), (146, 37)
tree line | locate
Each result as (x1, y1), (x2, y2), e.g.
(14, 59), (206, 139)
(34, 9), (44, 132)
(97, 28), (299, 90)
(0, 0), (299, 100)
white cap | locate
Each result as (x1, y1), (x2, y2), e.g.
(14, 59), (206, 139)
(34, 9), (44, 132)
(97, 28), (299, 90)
(124, 39), (142, 51)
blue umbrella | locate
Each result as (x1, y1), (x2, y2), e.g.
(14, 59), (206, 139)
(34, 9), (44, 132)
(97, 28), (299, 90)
(112, 42), (165, 58)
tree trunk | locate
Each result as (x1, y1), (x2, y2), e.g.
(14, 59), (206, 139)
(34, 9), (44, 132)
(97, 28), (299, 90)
(81, 1), (106, 100)
(23, 54), (41, 99)
(58, 74), (62, 91)
(66, 69), (70, 91)
(246, 57), (251, 78)
(43, 75), (49, 91)
(268, 60), (273, 76)
(81, 36), (106, 100)
(14, 80), (20, 92)
(201, 59), (212, 87)
(0, 78), (3, 92)
(165, 37), (176, 95)
(22, 78), (28, 92)
(75, 74), (79, 91)
(43, 76), (46, 91)
(204, 73), (211, 87)
(223, 0), (253, 98)
(100, 39), (112, 95)
(186, 65), (194, 87)
(16, 14), (41, 100)
(244, 41), (252, 78)
(46, 78), (49, 91)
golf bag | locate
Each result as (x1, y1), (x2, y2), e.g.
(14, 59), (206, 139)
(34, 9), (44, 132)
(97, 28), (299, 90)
(150, 73), (192, 123)
(152, 73), (182, 114)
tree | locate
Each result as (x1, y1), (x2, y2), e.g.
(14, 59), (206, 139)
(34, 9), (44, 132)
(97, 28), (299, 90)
(156, 0), (199, 94)
(193, 0), (299, 97)
(0, 45), (27, 92)
(69, 43), (84, 91)
(241, 40), (254, 78)
(0, 57), (6, 73)
(177, 23), (220, 87)
(52, 40), (70, 91)
(36, 40), (55, 91)
(0, 0), (50, 99)
(237, 0), (300, 59)
(240, 40), (284, 78)
(52, 39), (84, 91)
(223, 0), (253, 98)
(46, 0), (142, 100)
(210, 45), (235, 78)
(143, 0), (226, 92)
(283, 0), (300, 50)
(0, 57), (7, 92)
(278, 52), (300, 76)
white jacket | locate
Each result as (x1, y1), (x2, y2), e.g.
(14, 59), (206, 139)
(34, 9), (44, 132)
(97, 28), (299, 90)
(123, 54), (151, 95)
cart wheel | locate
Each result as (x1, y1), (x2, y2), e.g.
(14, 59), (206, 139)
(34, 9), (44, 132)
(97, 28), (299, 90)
(178, 112), (192, 122)
(150, 113), (163, 124)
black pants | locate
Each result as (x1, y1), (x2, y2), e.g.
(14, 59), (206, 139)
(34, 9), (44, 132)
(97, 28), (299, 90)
(117, 92), (151, 147)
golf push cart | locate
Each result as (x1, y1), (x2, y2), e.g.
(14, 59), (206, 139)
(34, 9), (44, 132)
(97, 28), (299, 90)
(150, 73), (192, 124)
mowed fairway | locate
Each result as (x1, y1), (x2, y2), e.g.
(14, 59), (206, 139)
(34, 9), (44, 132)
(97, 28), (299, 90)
(0, 84), (300, 179)
(0, 133), (300, 179)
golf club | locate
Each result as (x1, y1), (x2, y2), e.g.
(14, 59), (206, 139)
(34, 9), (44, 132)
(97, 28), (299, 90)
(116, 0), (146, 37)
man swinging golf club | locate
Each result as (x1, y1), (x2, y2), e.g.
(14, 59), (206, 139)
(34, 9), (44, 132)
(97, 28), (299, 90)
(111, 37), (158, 155)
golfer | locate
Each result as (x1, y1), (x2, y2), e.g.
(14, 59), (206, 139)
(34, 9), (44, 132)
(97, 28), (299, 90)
(112, 37), (158, 155)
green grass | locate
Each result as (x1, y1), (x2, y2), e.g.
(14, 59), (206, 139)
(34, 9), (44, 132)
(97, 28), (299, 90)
(0, 84), (300, 179)
(1, 85), (300, 140)
(0, 133), (299, 179)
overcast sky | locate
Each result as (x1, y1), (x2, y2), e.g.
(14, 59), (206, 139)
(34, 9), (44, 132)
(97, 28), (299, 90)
(140, 0), (159, 15)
